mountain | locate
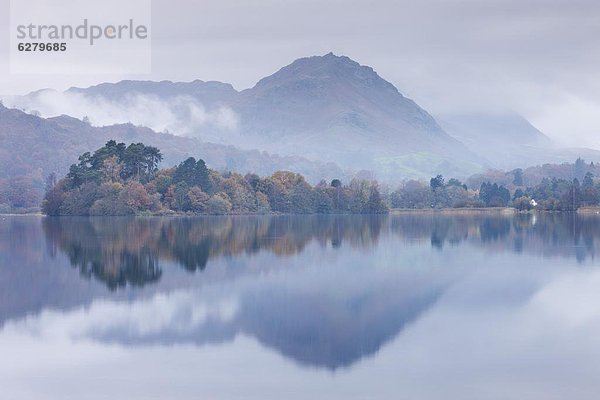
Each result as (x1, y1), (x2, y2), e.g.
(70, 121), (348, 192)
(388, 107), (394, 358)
(0, 104), (344, 210)
(231, 53), (483, 178)
(11, 53), (485, 180)
(439, 113), (600, 169)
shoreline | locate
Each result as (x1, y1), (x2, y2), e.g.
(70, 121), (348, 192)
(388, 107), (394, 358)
(4, 207), (600, 217)
(390, 207), (516, 215)
(577, 207), (600, 214)
(0, 211), (390, 218)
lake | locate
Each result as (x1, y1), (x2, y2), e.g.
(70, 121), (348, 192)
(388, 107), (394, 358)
(1, 213), (600, 399)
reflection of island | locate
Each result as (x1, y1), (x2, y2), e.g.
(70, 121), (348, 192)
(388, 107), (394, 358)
(42, 216), (385, 289)
(40, 213), (600, 290)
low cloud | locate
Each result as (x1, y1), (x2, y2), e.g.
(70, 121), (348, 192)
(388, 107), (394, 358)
(2, 90), (239, 138)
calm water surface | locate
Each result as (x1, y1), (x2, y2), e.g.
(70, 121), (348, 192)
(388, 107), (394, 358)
(1, 213), (600, 399)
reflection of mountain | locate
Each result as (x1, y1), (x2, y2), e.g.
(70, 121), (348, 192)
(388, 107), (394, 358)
(87, 272), (446, 370)
(235, 277), (442, 369)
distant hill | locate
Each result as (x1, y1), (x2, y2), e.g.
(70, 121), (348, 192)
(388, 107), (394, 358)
(0, 104), (344, 210)
(439, 113), (600, 169)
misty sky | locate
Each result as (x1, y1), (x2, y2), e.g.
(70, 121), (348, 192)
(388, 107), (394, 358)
(1, 0), (599, 148)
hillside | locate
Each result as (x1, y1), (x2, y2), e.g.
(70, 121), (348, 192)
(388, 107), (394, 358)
(0, 104), (344, 210)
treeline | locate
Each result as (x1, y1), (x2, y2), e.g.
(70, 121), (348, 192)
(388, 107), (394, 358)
(516, 175), (594, 211)
(390, 175), (519, 209)
(36, 142), (600, 214)
(42, 141), (388, 216)
(466, 158), (598, 189)
(391, 171), (600, 211)
(391, 175), (480, 209)
(0, 171), (43, 213)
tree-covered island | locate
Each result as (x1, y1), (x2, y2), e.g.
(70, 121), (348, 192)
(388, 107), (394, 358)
(42, 141), (389, 215)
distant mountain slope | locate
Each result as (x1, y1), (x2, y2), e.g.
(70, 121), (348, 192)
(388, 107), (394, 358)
(439, 113), (552, 149)
(438, 113), (600, 169)
(0, 104), (344, 209)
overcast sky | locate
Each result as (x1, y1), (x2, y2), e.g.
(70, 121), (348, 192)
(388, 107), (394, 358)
(1, 0), (600, 147)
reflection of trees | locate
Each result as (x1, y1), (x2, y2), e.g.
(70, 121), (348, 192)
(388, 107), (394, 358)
(43, 218), (162, 290)
(42, 212), (600, 291)
(390, 212), (600, 261)
(479, 217), (511, 242)
(390, 215), (472, 249)
(528, 213), (599, 262)
(42, 215), (386, 290)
